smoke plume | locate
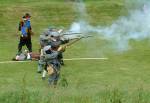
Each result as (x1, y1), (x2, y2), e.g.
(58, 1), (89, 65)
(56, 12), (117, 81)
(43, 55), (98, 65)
(70, 0), (150, 51)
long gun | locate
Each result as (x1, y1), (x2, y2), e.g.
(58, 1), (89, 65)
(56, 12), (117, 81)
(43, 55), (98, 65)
(63, 35), (93, 47)
(59, 32), (82, 38)
(62, 32), (82, 35)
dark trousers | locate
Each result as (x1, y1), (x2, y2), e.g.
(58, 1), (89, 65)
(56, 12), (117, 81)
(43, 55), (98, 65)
(18, 37), (32, 54)
(58, 53), (64, 65)
(48, 64), (60, 85)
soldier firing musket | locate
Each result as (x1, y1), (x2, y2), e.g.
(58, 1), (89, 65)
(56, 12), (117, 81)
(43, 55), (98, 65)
(38, 27), (92, 76)
(39, 34), (92, 87)
(38, 28), (70, 74)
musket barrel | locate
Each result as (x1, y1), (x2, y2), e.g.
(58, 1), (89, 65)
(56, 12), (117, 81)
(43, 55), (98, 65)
(64, 35), (93, 47)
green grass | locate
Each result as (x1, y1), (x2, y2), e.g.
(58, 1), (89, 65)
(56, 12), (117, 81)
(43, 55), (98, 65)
(1, 0), (150, 102)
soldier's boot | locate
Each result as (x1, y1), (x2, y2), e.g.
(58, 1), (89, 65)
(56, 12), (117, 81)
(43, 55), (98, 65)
(37, 61), (44, 73)
(42, 70), (47, 80)
(37, 64), (42, 73)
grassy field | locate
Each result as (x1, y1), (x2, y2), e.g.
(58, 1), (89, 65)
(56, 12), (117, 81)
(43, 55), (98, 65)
(1, 0), (150, 103)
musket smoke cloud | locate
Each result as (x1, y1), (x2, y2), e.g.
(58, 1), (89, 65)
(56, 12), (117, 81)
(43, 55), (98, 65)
(70, 0), (150, 51)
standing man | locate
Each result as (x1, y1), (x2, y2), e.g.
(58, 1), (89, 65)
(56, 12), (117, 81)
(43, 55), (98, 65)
(17, 13), (33, 59)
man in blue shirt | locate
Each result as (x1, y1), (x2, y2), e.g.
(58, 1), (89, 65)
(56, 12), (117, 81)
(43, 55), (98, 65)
(17, 13), (33, 56)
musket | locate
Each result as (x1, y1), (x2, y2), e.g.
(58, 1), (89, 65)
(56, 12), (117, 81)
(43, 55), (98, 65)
(62, 32), (82, 35)
(59, 32), (82, 38)
(63, 35), (93, 47)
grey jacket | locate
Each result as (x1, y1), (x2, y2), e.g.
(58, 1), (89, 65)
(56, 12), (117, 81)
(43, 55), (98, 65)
(43, 50), (61, 69)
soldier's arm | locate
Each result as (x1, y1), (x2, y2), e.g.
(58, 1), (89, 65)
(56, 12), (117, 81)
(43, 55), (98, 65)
(44, 51), (60, 60)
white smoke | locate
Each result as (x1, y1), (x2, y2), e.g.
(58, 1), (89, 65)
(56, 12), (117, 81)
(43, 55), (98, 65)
(69, 0), (90, 33)
(70, 0), (150, 51)
(70, 22), (81, 33)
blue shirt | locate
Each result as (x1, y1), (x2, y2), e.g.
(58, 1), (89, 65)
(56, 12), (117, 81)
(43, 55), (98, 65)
(21, 20), (31, 37)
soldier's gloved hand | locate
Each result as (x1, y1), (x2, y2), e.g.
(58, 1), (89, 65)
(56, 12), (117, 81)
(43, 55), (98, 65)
(57, 46), (66, 52)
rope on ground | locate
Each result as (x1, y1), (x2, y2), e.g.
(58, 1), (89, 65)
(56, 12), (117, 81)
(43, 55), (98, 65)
(0, 58), (108, 64)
